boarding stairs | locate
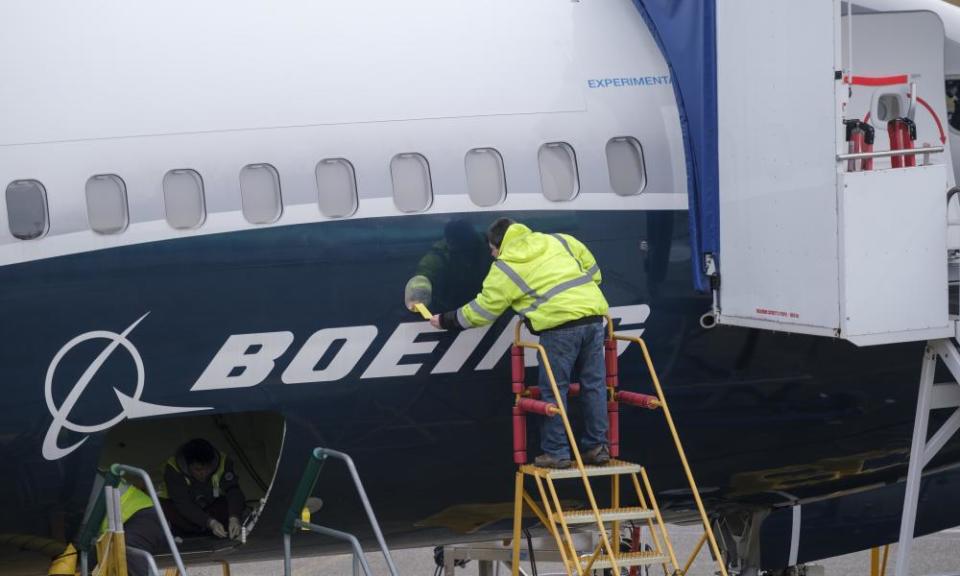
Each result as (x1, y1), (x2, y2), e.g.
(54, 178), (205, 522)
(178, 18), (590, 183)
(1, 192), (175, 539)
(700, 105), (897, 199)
(280, 447), (399, 576)
(508, 318), (728, 576)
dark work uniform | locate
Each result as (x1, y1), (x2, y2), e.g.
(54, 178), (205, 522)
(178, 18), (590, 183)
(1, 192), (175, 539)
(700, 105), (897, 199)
(158, 451), (245, 536)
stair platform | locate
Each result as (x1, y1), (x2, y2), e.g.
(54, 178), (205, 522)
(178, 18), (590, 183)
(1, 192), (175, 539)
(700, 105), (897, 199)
(587, 550), (671, 570)
(557, 506), (656, 525)
(519, 459), (641, 479)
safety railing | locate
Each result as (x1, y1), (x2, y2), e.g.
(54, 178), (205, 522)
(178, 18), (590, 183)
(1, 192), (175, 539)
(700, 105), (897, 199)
(126, 546), (162, 576)
(608, 321), (729, 576)
(837, 145), (943, 161)
(110, 463), (189, 576)
(282, 447), (398, 576)
(75, 471), (121, 576)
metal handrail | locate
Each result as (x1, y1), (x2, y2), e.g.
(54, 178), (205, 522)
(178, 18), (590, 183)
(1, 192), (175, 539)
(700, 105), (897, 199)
(286, 521), (374, 576)
(837, 145), (943, 161)
(282, 448), (399, 576)
(111, 463), (189, 576)
(512, 321), (621, 576)
(611, 332), (729, 576)
(316, 448), (399, 576)
(126, 546), (162, 576)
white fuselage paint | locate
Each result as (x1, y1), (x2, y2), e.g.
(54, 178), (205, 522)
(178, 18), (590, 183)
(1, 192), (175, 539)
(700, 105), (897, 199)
(0, 0), (686, 268)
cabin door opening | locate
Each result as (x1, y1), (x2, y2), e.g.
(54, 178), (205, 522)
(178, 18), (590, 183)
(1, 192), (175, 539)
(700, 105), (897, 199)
(96, 411), (285, 546)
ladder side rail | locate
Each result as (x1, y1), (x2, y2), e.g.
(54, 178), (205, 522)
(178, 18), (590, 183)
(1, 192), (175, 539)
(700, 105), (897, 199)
(533, 475), (571, 569)
(102, 485), (128, 576)
(637, 468), (680, 573)
(682, 533), (709, 576)
(631, 473), (665, 557)
(111, 464), (189, 576)
(314, 448), (400, 576)
(545, 476), (582, 575)
(295, 521), (375, 576)
(511, 473), (524, 574)
(513, 325), (621, 575)
(613, 333), (729, 576)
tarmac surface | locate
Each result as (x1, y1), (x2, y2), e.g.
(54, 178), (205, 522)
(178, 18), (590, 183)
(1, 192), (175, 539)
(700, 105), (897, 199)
(186, 525), (960, 576)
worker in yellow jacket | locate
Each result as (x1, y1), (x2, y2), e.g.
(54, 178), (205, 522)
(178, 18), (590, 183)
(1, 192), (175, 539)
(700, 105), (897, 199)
(431, 218), (610, 469)
(99, 482), (165, 576)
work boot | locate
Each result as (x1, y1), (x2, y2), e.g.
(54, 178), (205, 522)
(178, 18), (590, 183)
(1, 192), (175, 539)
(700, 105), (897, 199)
(534, 453), (572, 469)
(582, 445), (610, 466)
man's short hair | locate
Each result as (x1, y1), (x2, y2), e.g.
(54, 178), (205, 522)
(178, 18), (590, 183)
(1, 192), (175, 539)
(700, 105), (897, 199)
(486, 218), (515, 249)
(181, 438), (217, 466)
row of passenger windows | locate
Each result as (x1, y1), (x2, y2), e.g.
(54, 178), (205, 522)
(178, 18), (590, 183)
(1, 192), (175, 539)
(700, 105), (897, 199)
(4, 138), (647, 241)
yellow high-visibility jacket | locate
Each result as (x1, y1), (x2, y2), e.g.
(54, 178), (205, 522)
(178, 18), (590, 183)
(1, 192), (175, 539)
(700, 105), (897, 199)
(99, 482), (154, 534)
(453, 223), (608, 332)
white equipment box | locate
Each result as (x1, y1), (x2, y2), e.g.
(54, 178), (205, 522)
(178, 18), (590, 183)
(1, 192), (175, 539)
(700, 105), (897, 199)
(715, 0), (952, 345)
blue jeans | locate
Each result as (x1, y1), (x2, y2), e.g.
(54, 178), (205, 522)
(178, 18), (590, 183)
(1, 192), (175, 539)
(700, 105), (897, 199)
(537, 322), (608, 459)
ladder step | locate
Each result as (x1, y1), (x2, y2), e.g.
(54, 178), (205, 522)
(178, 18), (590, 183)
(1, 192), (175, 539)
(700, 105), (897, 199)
(521, 459), (642, 479)
(557, 506), (656, 525)
(587, 551), (671, 570)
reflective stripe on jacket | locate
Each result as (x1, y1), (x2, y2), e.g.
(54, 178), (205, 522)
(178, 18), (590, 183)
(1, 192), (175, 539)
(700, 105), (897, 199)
(458, 223), (608, 332)
(157, 450), (228, 499)
(99, 482), (154, 534)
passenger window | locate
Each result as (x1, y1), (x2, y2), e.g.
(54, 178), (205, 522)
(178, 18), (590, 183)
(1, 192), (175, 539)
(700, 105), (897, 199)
(163, 169), (206, 229)
(6, 180), (49, 240)
(85, 174), (129, 234)
(465, 148), (507, 207)
(391, 153), (433, 213)
(876, 93), (902, 123)
(606, 137), (647, 196)
(240, 164), (282, 225)
(538, 142), (579, 201)
(316, 158), (358, 218)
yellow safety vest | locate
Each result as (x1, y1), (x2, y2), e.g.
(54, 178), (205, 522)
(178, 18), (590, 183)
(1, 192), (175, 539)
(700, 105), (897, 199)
(99, 482), (154, 534)
(458, 223), (608, 332)
(157, 450), (228, 499)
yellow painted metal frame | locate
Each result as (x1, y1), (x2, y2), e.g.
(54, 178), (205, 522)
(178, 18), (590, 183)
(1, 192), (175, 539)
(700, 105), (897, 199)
(511, 321), (620, 576)
(93, 530), (128, 576)
(870, 545), (890, 576)
(612, 325), (729, 576)
(507, 317), (730, 576)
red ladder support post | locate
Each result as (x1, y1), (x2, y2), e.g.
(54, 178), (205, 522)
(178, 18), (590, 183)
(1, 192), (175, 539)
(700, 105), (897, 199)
(901, 117), (917, 167)
(511, 346), (527, 464)
(844, 119), (865, 172)
(861, 122), (876, 171)
(888, 118), (905, 169)
(888, 117), (917, 168)
(605, 338), (620, 458)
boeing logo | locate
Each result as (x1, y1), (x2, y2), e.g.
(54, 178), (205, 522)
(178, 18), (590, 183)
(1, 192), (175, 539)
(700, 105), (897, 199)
(43, 305), (650, 460)
(42, 313), (211, 461)
(189, 304), (650, 391)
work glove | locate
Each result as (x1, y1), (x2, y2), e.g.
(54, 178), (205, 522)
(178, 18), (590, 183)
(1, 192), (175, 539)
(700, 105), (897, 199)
(228, 517), (241, 540)
(207, 518), (227, 539)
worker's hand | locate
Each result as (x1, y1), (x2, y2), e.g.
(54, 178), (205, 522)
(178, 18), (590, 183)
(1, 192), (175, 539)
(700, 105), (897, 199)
(228, 517), (241, 540)
(430, 314), (441, 329)
(207, 518), (227, 539)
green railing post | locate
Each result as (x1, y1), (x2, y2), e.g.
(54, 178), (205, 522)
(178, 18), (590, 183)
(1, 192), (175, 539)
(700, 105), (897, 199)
(74, 470), (121, 555)
(281, 449), (327, 535)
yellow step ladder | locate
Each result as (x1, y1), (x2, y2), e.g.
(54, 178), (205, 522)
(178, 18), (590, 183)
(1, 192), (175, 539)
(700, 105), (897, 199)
(509, 318), (729, 576)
